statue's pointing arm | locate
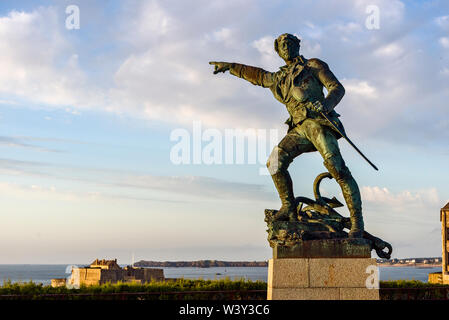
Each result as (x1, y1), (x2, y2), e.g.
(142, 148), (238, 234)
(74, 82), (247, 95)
(209, 61), (274, 87)
(308, 59), (345, 112)
(229, 63), (275, 87)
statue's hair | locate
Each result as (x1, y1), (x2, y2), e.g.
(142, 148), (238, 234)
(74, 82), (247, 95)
(274, 33), (301, 53)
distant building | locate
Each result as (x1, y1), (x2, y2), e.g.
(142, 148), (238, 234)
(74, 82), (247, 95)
(90, 258), (122, 270)
(429, 202), (449, 284)
(51, 258), (164, 287)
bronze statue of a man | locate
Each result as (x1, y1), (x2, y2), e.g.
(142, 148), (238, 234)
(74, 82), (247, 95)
(210, 33), (364, 238)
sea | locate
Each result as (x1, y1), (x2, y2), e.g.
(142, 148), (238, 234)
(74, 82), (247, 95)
(0, 265), (441, 286)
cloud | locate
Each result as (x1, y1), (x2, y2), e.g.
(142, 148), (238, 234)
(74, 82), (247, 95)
(441, 67), (449, 75)
(0, 0), (447, 146)
(2, 0), (448, 149)
(2, 0), (449, 262)
(208, 27), (238, 48)
(439, 37), (449, 48)
(0, 157), (276, 202)
(0, 136), (63, 153)
(0, 182), (93, 202)
(115, 174), (275, 201)
(374, 43), (404, 58)
(361, 186), (440, 211)
(342, 79), (378, 99)
(0, 181), (191, 204)
(0, 99), (18, 105)
(435, 15), (449, 30)
(136, 0), (172, 36)
(0, 8), (98, 108)
(103, 0), (449, 148)
(357, 185), (442, 258)
(252, 36), (278, 70)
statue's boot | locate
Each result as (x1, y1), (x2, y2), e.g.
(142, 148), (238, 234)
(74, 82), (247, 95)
(342, 179), (364, 238)
(324, 156), (364, 238)
(271, 171), (297, 221)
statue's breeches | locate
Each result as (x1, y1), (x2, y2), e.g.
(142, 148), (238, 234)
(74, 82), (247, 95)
(268, 119), (343, 170)
(266, 119), (362, 214)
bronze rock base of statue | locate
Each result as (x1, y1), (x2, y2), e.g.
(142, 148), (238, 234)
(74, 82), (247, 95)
(265, 172), (392, 259)
(272, 238), (372, 259)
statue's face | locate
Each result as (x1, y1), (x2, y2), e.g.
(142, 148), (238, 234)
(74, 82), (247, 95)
(277, 36), (299, 61)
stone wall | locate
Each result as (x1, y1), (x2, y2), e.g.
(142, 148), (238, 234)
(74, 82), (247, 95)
(77, 268), (102, 286)
(428, 272), (442, 284)
(69, 267), (165, 287)
(143, 268), (164, 281)
(51, 278), (67, 288)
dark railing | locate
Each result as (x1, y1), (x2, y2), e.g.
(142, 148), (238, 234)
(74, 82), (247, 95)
(0, 290), (267, 300)
(2, 288), (449, 300)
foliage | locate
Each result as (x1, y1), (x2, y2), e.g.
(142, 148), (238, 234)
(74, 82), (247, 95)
(379, 280), (449, 300)
(4, 278), (449, 300)
(380, 280), (449, 288)
(0, 278), (267, 300)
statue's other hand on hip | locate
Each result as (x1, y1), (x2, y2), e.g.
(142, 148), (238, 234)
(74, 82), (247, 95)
(310, 100), (330, 114)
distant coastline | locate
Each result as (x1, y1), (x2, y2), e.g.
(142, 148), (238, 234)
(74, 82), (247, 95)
(134, 260), (442, 268)
(380, 263), (441, 268)
(134, 260), (268, 268)
(377, 257), (441, 268)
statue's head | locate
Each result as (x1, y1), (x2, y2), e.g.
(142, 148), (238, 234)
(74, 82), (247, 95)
(274, 33), (300, 61)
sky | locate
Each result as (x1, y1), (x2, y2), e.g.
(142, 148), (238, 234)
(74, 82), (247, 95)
(0, 0), (448, 264)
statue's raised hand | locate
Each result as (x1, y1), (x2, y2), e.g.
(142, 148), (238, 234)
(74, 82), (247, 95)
(209, 61), (233, 74)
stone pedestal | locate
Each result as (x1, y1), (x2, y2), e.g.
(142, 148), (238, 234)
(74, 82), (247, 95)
(428, 272), (442, 284)
(267, 239), (380, 300)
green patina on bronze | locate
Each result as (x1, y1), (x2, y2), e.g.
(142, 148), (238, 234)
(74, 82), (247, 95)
(272, 239), (373, 259)
(210, 33), (392, 258)
(264, 173), (392, 259)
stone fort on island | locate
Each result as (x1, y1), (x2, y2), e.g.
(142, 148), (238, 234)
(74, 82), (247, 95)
(51, 258), (165, 287)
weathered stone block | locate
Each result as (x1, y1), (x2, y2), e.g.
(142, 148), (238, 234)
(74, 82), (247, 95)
(443, 273), (449, 284)
(268, 287), (339, 300)
(428, 272), (442, 284)
(309, 258), (377, 288)
(268, 258), (309, 288)
(267, 257), (379, 300)
(339, 288), (379, 300)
